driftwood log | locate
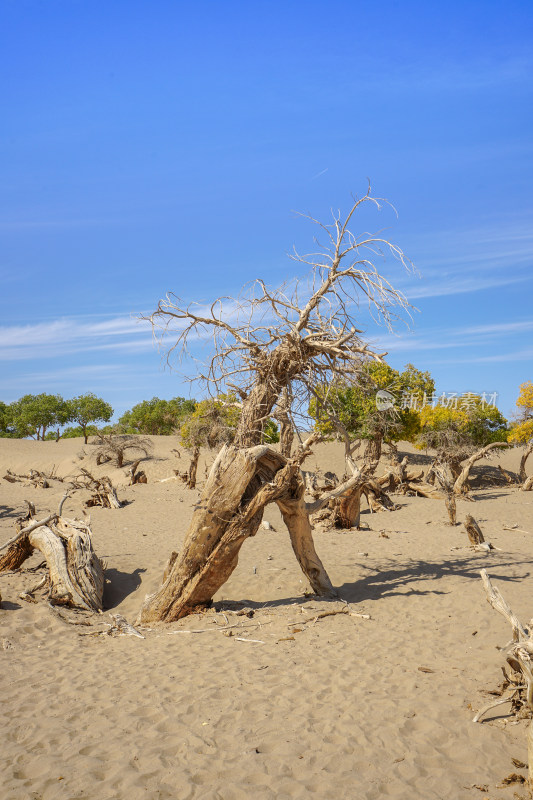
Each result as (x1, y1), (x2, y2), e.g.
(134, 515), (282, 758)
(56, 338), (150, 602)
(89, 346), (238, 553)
(0, 497), (104, 611)
(2, 468), (61, 488)
(476, 570), (533, 790)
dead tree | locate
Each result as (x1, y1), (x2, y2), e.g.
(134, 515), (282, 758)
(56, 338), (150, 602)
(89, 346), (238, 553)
(523, 475), (533, 492)
(71, 469), (123, 508)
(185, 446), (200, 489)
(453, 441), (510, 495)
(433, 465), (456, 525)
(91, 433), (152, 468)
(476, 571), (533, 790)
(136, 187), (413, 623)
(0, 495), (104, 611)
(129, 459), (147, 485)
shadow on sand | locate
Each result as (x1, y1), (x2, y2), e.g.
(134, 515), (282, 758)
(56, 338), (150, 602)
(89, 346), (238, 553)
(103, 567), (146, 609)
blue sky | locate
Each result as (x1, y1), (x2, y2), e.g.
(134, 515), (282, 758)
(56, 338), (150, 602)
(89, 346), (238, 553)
(1, 0), (532, 420)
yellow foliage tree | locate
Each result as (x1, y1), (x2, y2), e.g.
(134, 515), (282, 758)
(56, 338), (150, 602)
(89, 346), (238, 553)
(509, 381), (533, 445)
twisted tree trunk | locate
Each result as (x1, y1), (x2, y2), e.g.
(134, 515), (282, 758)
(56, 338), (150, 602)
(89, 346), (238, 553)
(363, 433), (382, 464)
(453, 442), (510, 496)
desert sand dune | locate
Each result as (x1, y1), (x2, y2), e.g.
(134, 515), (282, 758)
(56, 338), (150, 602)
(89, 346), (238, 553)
(1, 437), (533, 799)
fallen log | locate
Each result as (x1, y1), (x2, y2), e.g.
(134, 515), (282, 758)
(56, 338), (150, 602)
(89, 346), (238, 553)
(0, 497), (104, 611)
(407, 482), (442, 499)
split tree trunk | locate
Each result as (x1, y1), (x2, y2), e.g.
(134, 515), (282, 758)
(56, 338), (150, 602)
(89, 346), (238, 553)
(136, 444), (336, 624)
(136, 439), (373, 623)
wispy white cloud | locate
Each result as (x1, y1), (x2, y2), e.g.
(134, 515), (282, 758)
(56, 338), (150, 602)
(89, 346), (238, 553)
(375, 316), (533, 356)
(0, 314), (154, 360)
(403, 274), (529, 300)
(431, 347), (533, 365)
(393, 216), (533, 300)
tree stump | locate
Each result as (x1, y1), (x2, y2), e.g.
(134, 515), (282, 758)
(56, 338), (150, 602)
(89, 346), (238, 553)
(464, 514), (485, 546)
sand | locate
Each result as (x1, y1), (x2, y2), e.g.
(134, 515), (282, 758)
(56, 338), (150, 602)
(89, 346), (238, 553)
(1, 436), (533, 800)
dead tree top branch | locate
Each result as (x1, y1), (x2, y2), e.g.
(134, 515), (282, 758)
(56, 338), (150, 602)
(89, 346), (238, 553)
(137, 190), (416, 623)
(144, 189), (414, 449)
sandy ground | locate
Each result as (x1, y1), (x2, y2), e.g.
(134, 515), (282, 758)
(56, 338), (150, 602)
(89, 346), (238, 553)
(1, 436), (533, 800)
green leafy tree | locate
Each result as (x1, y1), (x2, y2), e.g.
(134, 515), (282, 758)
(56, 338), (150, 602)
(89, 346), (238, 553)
(309, 362), (434, 461)
(180, 395), (279, 450)
(9, 394), (70, 440)
(179, 395), (241, 450)
(0, 401), (15, 437)
(49, 424), (100, 440)
(69, 393), (113, 444)
(118, 397), (197, 435)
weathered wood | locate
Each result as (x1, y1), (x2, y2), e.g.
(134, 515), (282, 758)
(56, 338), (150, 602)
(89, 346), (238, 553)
(361, 478), (398, 512)
(129, 460), (147, 485)
(498, 465), (517, 485)
(186, 447), (200, 489)
(276, 469), (336, 597)
(136, 443), (340, 623)
(445, 493), (457, 525)
(137, 446), (284, 622)
(336, 486), (363, 529)
(477, 570), (533, 789)
(453, 442), (510, 495)
(407, 482), (442, 499)
(523, 475), (533, 492)
(519, 441), (533, 483)
(0, 510), (104, 611)
(464, 514), (485, 546)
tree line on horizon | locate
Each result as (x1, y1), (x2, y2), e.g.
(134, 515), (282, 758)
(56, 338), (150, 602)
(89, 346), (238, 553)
(0, 374), (531, 456)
